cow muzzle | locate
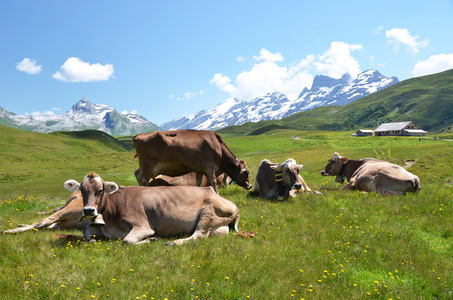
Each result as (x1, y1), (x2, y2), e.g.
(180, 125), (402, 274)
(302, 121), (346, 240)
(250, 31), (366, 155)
(292, 183), (302, 190)
(321, 171), (329, 176)
(82, 206), (98, 218)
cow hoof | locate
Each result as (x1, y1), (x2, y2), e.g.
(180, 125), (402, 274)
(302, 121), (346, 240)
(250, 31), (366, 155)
(165, 241), (175, 246)
(88, 239), (97, 243)
(138, 237), (158, 244)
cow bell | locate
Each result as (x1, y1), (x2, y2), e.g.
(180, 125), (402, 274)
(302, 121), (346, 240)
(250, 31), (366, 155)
(90, 214), (105, 227)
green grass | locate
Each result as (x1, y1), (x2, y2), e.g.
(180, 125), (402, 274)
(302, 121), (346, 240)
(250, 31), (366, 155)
(1, 127), (452, 299)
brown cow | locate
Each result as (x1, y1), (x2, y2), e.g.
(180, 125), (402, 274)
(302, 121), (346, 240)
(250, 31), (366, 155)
(254, 158), (321, 199)
(149, 172), (230, 188)
(133, 130), (251, 193)
(2, 174), (230, 241)
(3, 191), (95, 241)
(321, 152), (421, 195)
(64, 172), (240, 245)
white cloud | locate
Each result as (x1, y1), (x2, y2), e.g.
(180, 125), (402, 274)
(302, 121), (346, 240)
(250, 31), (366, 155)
(412, 53), (453, 77)
(16, 58), (42, 74)
(253, 48), (284, 62)
(385, 28), (428, 54)
(52, 57), (114, 82)
(211, 44), (363, 101)
(373, 26), (384, 35)
(211, 73), (237, 95)
(236, 56), (246, 62)
(211, 48), (313, 101)
(174, 90), (205, 101)
(313, 41), (363, 79)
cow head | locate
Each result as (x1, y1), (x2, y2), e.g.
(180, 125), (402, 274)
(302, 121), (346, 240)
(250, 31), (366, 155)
(270, 158), (303, 191)
(321, 152), (349, 183)
(64, 172), (118, 219)
(234, 160), (252, 190)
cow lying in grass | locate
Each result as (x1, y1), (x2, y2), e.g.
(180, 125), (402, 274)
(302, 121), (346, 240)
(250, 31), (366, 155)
(321, 152), (421, 195)
(3, 191), (94, 241)
(3, 173), (235, 244)
(254, 158), (321, 199)
(63, 172), (240, 245)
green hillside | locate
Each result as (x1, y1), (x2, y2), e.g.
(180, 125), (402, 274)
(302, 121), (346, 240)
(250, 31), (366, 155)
(219, 69), (453, 135)
(0, 126), (136, 196)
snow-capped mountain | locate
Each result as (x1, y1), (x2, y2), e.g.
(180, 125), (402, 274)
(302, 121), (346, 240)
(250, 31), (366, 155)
(161, 70), (398, 130)
(0, 97), (160, 135)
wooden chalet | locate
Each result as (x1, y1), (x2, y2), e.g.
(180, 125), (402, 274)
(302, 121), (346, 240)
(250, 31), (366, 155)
(374, 121), (427, 137)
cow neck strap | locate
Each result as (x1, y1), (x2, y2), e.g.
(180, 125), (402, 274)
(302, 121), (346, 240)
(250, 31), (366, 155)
(275, 170), (287, 196)
(232, 160), (243, 183)
(275, 170), (283, 182)
(340, 162), (347, 182)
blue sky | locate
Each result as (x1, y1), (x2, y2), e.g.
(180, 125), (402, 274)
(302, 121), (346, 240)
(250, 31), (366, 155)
(1, 1), (453, 126)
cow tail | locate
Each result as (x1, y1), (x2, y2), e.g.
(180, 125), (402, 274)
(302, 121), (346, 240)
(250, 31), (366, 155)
(229, 211), (239, 233)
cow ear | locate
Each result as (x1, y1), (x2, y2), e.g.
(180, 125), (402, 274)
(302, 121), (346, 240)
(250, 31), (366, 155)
(298, 164), (304, 169)
(270, 164), (284, 171)
(64, 180), (80, 192)
(104, 182), (119, 194)
(340, 157), (349, 164)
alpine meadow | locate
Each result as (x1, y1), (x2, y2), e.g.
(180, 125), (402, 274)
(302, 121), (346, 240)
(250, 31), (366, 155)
(1, 125), (452, 299)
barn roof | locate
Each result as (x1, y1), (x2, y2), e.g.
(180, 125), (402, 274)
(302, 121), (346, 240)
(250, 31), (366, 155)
(374, 121), (413, 132)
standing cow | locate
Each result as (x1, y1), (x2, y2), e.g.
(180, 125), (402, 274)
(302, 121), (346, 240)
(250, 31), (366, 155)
(321, 152), (421, 195)
(254, 158), (321, 199)
(133, 130), (251, 193)
(64, 172), (240, 245)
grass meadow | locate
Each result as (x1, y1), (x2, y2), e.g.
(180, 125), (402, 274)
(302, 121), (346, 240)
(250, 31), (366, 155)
(1, 126), (452, 299)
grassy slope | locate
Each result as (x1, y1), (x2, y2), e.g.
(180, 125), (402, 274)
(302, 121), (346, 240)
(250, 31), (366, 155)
(1, 128), (452, 299)
(0, 126), (137, 197)
(219, 69), (453, 136)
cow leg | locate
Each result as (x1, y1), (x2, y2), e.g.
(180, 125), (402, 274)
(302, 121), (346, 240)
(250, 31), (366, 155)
(122, 226), (155, 244)
(83, 225), (94, 242)
(196, 173), (203, 187)
(298, 175), (311, 192)
(342, 180), (356, 190)
(168, 203), (239, 246)
(382, 189), (405, 196)
(205, 169), (218, 194)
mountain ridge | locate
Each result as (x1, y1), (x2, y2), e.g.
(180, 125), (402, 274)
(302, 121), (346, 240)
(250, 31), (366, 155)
(161, 69), (398, 130)
(217, 68), (453, 135)
(0, 97), (160, 136)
